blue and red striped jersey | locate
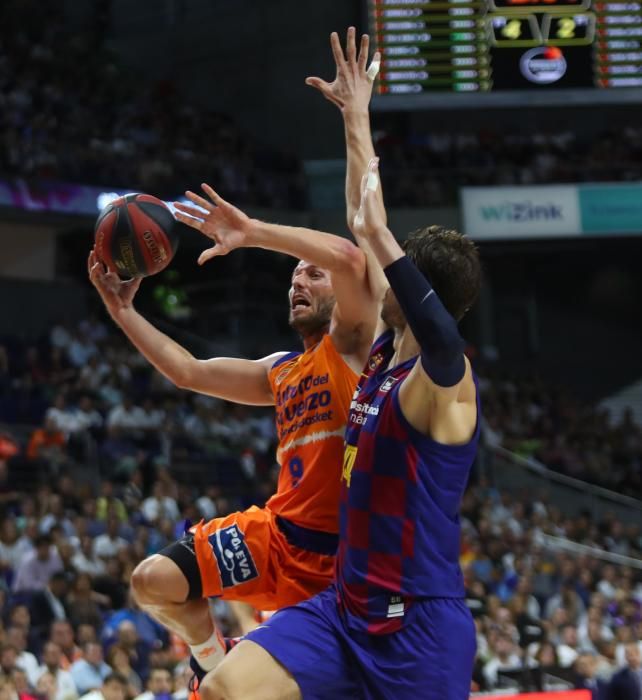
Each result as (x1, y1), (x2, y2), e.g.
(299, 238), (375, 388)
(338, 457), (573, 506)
(336, 330), (480, 635)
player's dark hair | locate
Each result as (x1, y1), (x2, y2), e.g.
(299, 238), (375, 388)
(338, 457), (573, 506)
(402, 225), (481, 321)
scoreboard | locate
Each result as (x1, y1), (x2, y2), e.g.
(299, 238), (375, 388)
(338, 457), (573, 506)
(368, 0), (642, 99)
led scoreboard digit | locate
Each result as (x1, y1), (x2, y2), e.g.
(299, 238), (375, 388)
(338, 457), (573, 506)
(369, 0), (492, 93)
(368, 0), (642, 97)
(489, 0), (595, 48)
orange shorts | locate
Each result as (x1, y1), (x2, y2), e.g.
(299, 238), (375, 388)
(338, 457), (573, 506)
(191, 506), (335, 611)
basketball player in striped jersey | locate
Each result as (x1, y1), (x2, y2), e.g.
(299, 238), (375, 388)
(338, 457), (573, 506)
(197, 29), (481, 700)
(88, 193), (379, 681)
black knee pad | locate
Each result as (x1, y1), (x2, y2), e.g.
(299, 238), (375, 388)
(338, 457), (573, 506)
(157, 533), (203, 600)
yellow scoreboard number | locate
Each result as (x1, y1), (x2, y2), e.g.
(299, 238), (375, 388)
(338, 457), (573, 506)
(489, 12), (594, 46)
(542, 14), (595, 45)
(490, 15), (542, 45)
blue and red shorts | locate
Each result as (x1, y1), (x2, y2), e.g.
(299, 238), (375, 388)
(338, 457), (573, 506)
(246, 583), (476, 700)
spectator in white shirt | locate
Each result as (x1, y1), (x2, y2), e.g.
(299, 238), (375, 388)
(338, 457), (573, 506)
(76, 397), (104, 432)
(67, 332), (97, 369)
(50, 323), (72, 351)
(557, 624), (580, 667)
(36, 642), (78, 700)
(7, 626), (40, 686)
(92, 518), (128, 561)
(577, 606), (614, 652)
(39, 495), (76, 538)
(46, 396), (86, 437)
(597, 565), (618, 601)
(12, 534), (63, 593)
(70, 643), (111, 696)
(140, 482), (179, 525)
(545, 580), (586, 624)
(0, 518), (33, 575)
(72, 536), (106, 577)
(182, 405), (208, 442)
(195, 486), (220, 522)
(531, 641), (560, 669)
(139, 399), (165, 431)
(170, 662), (191, 700)
(78, 357), (111, 393)
(483, 632), (522, 689)
(78, 673), (127, 700)
(78, 317), (108, 344)
(107, 398), (146, 434)
(614, 631), (642, 667)
(133, 667), (172, 700)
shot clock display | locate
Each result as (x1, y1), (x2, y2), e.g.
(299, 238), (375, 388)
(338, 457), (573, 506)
(368, 0), (642, 95)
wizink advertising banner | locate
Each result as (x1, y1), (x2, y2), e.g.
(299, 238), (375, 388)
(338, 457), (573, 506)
(461, 184), (642, 239)
(473, 692), (590, 700)
(461, 185), (581, 239)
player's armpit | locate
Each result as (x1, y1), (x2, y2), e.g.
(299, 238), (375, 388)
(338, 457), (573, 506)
(180, 353), (284, 406)
(397, 358), (477, 445)
(328, 244), (379, 367)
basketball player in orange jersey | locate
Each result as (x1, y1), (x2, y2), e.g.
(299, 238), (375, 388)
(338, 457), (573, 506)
(182, 29), (476, 700)
(87, 193), (379, 679)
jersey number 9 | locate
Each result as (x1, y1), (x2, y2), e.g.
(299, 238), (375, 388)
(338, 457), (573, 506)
(289, 457), (304, 487)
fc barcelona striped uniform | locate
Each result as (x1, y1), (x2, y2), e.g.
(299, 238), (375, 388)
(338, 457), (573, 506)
(248, 331), (481, 699)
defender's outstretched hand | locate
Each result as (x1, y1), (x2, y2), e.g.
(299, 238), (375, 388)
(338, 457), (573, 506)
(174, 184), (252, 265)
(88, 249), (142, 315)
(306, 27), (380, 113)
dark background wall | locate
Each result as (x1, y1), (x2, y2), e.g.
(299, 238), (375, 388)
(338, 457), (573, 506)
(60, 0), (642, 157)
(59, 0), (642, 167)
(61, 0), (361, 159)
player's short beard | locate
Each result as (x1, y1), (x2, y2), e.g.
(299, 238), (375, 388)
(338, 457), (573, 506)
(289, 296), (335, 337)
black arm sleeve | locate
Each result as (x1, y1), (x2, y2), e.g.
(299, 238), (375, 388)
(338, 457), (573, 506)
(383, 255), (466, 387)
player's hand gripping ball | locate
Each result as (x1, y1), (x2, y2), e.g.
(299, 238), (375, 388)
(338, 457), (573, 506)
(94, 194), (179, 278)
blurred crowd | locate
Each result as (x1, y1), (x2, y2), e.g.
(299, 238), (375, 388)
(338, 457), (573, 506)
(0, 0), (306, 209)
(0, 1), (640, 699)
(4, 2), (642, 214)
(0, 315), (277, 506)
(2, 318), (639, 507)
(0, 318), (274, 700)
(0, 315), (638, 697)
(480, 373), (642, 498)
(375, 126), (642, 206)
(461, 484), (642, 694)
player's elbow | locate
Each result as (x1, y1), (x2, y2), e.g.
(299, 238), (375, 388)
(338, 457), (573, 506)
(335, 238), (366, 277)
(171, 358), (199, 391)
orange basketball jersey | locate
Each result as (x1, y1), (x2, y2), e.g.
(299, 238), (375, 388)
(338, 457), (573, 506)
(266, 334), (358, 533)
